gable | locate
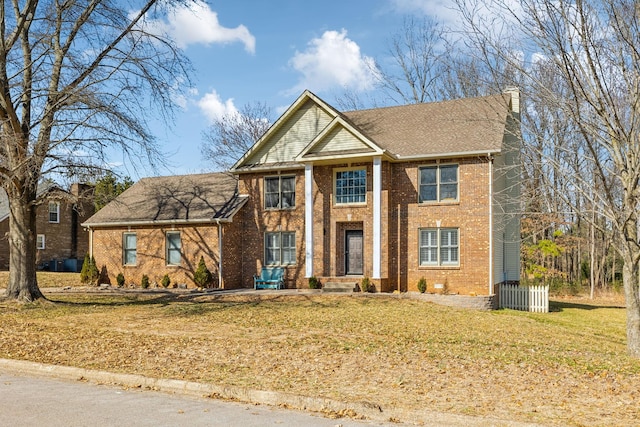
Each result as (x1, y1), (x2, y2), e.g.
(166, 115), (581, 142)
(296, 120), (386, 163)
(241, 99), (334, 166)
(310, 126), (374, 155)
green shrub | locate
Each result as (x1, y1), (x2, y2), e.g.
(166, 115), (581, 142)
(116, 273), (125, 288)
(141, 274), (150, 289)
(361, 276), (373, 293)
(308, 276), (320, 289)
(193, 256), (213, 288)
(417, 277), (427, 293)
(80, 254), (99, 285)
(161, 274), (171, 288)
(79, 254), (90, 283)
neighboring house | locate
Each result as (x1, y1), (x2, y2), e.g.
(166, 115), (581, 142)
(82, 173), (247, 288)
(83, 89), (521, 294)
(0, 183), (94, 271)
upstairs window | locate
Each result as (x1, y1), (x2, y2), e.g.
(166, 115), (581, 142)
(419, 228), (459, 266)
(419, 164), (458, 202)
(48, 202), (60, 223)
(123, 233), (137, 266)
(166, 232), (181, 266)
(265, 176), (295, 209)
(335, 168), (366, 204)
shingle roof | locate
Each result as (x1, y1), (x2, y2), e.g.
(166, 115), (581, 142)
(341, 93), (511, 158)
(82, 172), (246, 226)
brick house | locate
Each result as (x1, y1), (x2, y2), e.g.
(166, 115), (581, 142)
(0, 183), (94, 271)
(82, 173), (247, 288)
(83, 89), (520, 294)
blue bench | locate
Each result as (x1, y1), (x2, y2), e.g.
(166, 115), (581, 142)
(253, 267), (284, 290)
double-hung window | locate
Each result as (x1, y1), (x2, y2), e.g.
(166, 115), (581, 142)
(264, 231), (296, 266)
(123, 233), (137, 265)
(166, 232), (181, 265)
(48, 202), (60, 223)
(335, 168), (366, 204)
(419, 164), (458, 202)
(419, 228), (459, 266)
(265, 176), (295, 209)
(36, 234), (46, 250)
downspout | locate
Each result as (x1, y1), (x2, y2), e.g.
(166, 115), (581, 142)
(488, 154), (494, 295)
(216, 220), (224, 289)
(88, 227), (93, 258)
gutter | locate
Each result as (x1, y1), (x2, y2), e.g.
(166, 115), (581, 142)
(232, 149), (503, 173)
(81, 217), (233, 229)
(393, 148), (502, 161)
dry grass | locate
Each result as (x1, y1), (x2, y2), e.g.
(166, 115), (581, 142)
(0, 285), (638, 425)
(0, 271), (83, 288)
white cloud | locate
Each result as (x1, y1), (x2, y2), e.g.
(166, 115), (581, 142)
(197, 90), (239, 123)
(288, 30), (379, 94)
(141, 1), (255, 52)
(388, 0), (461, 26)
(388, 0), (524, 30)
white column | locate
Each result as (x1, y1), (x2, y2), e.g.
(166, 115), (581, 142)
(305, 163), (314, 278)
(372, 156), (381, 279)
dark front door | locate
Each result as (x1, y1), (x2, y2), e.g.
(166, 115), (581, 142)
(345, 230), (363, 275)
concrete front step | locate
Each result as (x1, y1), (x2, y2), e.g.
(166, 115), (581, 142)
(322, 281), (357, 293)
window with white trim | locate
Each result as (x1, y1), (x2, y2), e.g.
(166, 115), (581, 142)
(36, 234), (45, 250)
(335, 168), (366, 204)
(166, 232), (181, 265)
(123, 233), (137, 265)
(264, 231), (296, 266)
(265, 176), (295, 209)
(419, 228), (459, 266)
(48, 202), (60, 223)
(419, 164), (458, 202)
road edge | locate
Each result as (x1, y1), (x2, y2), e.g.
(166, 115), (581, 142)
(0, 358), (539, 426)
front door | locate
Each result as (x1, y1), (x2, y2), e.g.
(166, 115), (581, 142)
(345, 230), (363, 275)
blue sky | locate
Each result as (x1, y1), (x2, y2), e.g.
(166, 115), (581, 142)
(137, 0), (460, 177)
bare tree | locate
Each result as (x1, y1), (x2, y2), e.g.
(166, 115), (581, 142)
(457, 0), (640, 356)
(201, 102), (273, 171)
(373, 16), (449, 104)
(342, 16), (512, 107)
(0, 0), (191, 301)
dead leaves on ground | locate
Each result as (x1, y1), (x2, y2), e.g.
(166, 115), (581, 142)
(0, 293), (639, 426)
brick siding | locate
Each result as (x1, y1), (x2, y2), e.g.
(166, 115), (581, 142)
(91, 220), (245, 288)
(237, 156), (493, 295)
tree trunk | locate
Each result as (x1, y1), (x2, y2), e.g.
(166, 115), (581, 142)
(622, 254), (640, 357)
(4, 192), (43, 302)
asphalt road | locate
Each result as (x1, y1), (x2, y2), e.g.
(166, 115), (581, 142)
(0, 371), (394, 427)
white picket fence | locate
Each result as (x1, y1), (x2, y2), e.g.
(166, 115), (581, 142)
(499, 283), (549, 313)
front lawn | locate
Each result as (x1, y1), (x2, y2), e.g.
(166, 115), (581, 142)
(0, 290), (637, 425)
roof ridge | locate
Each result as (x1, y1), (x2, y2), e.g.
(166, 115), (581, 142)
(342, 92), (507, 114)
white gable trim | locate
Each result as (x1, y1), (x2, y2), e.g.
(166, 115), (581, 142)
(231, 90), (340, 171)
(295, 116), (385, 162)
